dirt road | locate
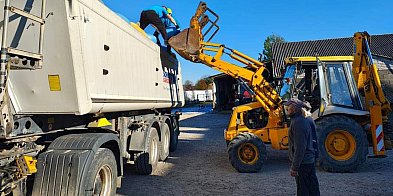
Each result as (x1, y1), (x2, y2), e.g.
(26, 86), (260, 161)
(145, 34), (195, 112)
(117, 113), (393, 196)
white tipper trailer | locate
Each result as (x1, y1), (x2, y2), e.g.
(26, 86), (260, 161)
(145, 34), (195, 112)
(0, 0), (185, 195)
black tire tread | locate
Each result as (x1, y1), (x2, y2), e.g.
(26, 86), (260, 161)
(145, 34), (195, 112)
(134, 128), (159, 175)
(169, 120), (179, 152)
(135, 153), (151, 175)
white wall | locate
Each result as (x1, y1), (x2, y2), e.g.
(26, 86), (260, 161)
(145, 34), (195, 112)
(184, 90), (213, 102)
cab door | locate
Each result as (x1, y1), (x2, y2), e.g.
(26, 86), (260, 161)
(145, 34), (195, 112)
(317, 58), (330, 117)
(318, 59), (365, 117)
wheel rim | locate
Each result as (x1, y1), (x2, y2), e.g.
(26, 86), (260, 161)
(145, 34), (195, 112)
(150, 137), (159, 164)
(238, 143), (259, 165)
(93, 164), (112, 196)
(325, 130), (356, 161)
(164, 128), (170, 153)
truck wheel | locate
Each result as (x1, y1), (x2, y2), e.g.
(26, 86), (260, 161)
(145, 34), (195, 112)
(160, 123), (171, 161)
(84, 148), (117, 196)
(135, 128), (159, 175)
(227, 132), (267, 173)
(169, 122), (179, 152)
(316, 115), (368, 172)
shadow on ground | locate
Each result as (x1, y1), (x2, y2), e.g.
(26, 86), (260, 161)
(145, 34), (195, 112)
(117, 113), (393, 196)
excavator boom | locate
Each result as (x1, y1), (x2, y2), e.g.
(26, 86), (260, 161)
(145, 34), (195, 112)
(353, 32), (392, 155)
(169, 2), (283, 125)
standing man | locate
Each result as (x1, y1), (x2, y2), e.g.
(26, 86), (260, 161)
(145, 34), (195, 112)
(139, 6), (179, 46)
(284, 99), (320, 196)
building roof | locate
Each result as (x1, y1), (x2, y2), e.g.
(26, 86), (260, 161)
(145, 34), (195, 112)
(271, 33), (393, 76)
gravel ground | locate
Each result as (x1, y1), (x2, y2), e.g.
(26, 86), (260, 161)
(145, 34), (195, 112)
(117, 112), (393, 196)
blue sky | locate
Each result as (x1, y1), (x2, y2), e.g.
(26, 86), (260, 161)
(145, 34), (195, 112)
(102, 0), (392, 84)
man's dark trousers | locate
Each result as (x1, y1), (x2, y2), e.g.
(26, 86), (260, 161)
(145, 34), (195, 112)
(139, 10), (168, 42)
(295, 163), (320, 196)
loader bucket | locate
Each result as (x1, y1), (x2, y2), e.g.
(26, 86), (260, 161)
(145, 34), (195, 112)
(168, 28), (201, 62)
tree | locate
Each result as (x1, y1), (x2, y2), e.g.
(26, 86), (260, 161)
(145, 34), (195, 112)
(262, 34), (285, 61)
(195, 79), (208, 90)
(194, 75), (213, 90)
(183, 80), (194, 91)
(201, 75), (213, 86)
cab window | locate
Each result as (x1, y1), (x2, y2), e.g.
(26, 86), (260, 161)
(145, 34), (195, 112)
(326, 64), (353, 107)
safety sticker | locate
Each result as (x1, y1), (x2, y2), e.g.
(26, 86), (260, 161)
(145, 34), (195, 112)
(48, 75), (61, 91)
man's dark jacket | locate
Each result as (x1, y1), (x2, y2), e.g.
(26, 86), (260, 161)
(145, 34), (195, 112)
(288, 113), (315, 171)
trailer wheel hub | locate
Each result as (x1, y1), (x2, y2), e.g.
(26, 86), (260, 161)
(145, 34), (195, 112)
(93, 164), (112, 195)
(325, 130), (356, 161)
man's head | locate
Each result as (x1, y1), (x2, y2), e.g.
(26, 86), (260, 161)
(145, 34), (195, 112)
(167, 7), (172, 15)
(162, 6), (172, 15)
(284, 98), (304, 116)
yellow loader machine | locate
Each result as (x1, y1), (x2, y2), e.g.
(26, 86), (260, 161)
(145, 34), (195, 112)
(170, 2), (391, 172)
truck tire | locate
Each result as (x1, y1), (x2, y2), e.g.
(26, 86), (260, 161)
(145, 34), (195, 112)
(83, 148), (117, 196)
(135, 128), (159, 175)
(316, 115), (368, 172)
(169, 121), (179, 152)
(227, 132), (267, 173)
(160, 123), (171, 161)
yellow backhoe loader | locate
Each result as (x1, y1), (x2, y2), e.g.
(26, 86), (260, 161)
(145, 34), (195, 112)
(170, 2), (391, 173)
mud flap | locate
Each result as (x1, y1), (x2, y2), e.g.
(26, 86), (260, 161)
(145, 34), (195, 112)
(32, 149), (94, 196)
(32, 133), (122, 196)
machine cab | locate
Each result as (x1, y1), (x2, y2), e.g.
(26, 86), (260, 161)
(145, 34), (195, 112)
(281, 56), (367, 118)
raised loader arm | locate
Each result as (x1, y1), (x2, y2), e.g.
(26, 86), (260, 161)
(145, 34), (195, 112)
(169, 2), (284, 141)
(353, 32), (392, 155)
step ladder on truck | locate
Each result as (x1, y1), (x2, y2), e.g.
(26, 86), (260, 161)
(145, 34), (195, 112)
(0, 0), (46, 134)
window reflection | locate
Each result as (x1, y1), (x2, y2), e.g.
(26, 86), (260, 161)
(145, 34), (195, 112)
(327, 64), (353, 107)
